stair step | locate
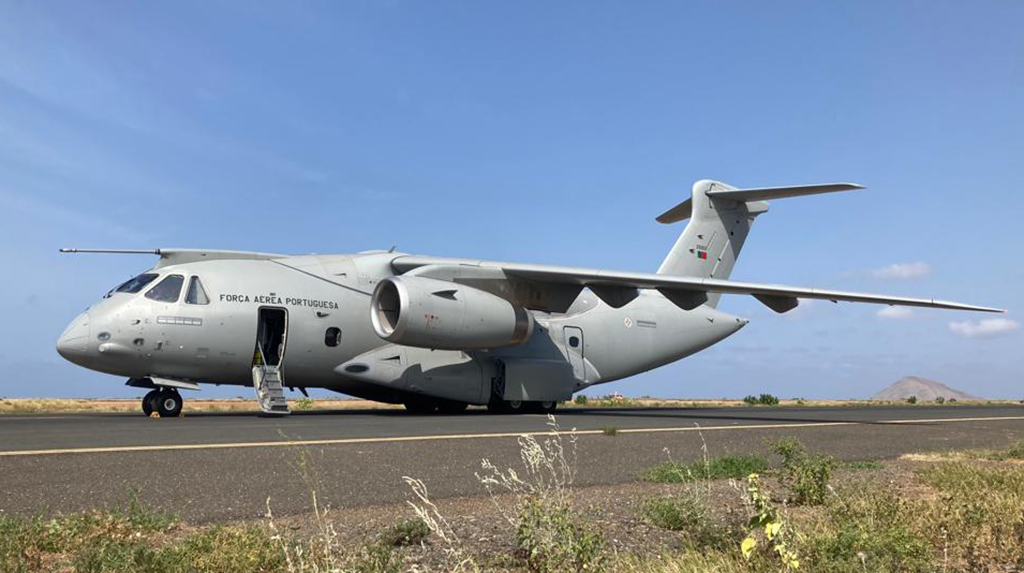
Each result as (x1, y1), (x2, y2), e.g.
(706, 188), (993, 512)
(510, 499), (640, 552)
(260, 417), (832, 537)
(252, 365), (290, 416)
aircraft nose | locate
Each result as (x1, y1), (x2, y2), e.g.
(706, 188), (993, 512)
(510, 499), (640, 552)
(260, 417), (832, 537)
(56, 312), (91, 361)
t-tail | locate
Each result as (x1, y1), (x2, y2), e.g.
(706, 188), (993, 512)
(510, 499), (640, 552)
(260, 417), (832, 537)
(656, 180), (864, 307)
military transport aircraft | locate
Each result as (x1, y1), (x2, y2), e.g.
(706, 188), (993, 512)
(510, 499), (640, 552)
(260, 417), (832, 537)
(57, 180), (1002, 417)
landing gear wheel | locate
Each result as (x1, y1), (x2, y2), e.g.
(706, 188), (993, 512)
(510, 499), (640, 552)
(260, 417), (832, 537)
(488, 399), (526, 414)
(141, 390), (160, 416)
(155, 390), (183, 418)
(527, 401), (558, 414)
(404, 400), (438, 414)
(436, 401), (469, 415)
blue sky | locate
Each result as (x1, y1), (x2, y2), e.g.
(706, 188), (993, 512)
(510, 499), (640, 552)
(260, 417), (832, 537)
(1, 1), (1020, 399)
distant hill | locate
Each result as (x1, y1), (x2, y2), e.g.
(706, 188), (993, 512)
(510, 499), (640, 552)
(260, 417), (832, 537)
(872, 376), (979, 401)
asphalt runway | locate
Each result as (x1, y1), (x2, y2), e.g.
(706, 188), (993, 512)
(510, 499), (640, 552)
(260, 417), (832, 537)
(2, 405), (1023, 523)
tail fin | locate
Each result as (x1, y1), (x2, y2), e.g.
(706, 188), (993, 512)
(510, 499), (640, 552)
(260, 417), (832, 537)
(656, 180), (863, 307)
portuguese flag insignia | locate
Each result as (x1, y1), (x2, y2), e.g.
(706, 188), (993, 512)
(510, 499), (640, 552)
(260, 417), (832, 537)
(697, 250), (708, 260)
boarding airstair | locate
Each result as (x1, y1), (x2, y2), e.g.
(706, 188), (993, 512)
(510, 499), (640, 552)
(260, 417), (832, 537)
(253, 344), (290, 415)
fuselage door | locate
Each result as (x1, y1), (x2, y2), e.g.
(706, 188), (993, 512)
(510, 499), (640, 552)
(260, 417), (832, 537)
(255, 307), (288, 367)
(563, 326), (585, 381)
(253, 307), (290, 415)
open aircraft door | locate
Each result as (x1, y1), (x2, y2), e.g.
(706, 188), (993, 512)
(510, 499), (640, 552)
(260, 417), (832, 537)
(253, 307), (290, 415)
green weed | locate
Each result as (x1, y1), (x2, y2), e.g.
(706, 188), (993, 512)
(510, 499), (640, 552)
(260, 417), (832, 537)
(772, 439), (836, 505)
(843, 460), (883, 470)
(640, 497), (730, 548)
(379, 517), (430, 547)
(516, 497), (604, 573)
(643, 454), (770, 484)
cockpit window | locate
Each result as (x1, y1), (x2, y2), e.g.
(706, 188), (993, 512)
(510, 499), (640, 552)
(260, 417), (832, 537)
(145, 274), (184, 303)
(106, 273), (159, 297)
(185, 276), (210, 305)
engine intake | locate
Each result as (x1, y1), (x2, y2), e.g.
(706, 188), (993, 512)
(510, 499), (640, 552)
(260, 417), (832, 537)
(371, 276), (534, 350)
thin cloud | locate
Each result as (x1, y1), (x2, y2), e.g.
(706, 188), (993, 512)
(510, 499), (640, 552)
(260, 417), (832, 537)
(870, 262), (931, 280)
(949, 318), (1019, 338)
(877, 306), (913, 319)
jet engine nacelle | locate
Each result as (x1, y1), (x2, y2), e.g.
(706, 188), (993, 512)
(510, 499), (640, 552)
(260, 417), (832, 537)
(370, 276), (534, 350)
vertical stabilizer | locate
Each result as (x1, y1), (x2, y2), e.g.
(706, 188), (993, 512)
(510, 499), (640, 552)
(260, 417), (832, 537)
(656, 180), (767, 307)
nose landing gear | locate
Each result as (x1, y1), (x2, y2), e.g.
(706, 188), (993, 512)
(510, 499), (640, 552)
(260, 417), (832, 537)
(141, 388), (183, 418)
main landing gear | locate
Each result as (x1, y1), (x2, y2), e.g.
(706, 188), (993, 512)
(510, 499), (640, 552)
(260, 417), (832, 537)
(401, 398), (558, 415)
(403, 398), (470, 415)
(141, 388), (183, 418)
(486, 399), (558, 415)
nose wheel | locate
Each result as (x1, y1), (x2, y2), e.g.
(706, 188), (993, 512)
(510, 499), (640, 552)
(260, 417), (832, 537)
(141, 388), (183, 418)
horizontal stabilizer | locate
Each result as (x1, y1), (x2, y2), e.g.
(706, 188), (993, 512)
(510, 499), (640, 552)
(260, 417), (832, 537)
(705, 182), (864, 202)
(655, 199), (693, 224)
(656, 182), (863, 224)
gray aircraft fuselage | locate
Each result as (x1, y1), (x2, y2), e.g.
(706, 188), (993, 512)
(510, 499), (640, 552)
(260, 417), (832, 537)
(57, 251), (745, 405)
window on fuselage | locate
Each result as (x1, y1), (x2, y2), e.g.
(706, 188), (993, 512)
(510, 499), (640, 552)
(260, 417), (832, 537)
(145, 274), (184, 302)
(105, 273), (159, 297)
(325, 327), (342, 348)
(185, 276), (210, 305)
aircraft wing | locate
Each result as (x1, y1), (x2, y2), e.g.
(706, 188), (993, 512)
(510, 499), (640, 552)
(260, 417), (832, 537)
(59, 248), (288, 268)
(391, 255), (1003, 314)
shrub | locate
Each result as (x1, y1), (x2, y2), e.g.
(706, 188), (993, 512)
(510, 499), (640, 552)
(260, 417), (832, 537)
(516, 497), (604, 573)
(741, 474), (799, 570)
(379, 517), (430, 547)
(295, 397), (314, 411)
(772, 439), (836, 505)
(640, 496), (730, 548)
(758, 393), (780, 406)
(573, 395), (588, 405)
(643, 454), (770, 484)
(948, 398), (957, 404)
(744, 394), (780, 406)
(934, 396), (945, 404)
(906, 396), (917, 404)
(601, 426), (618, 437)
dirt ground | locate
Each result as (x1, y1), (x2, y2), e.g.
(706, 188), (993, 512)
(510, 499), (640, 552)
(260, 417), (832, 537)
(262, 462), (914, 571)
